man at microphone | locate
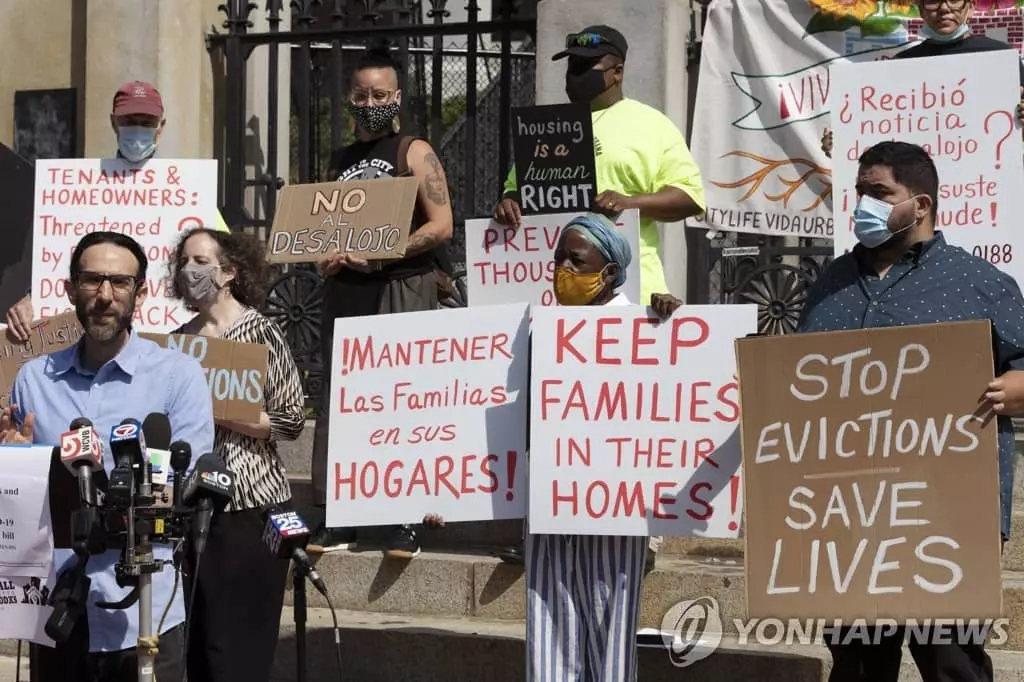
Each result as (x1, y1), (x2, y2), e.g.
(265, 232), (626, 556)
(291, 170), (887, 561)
(0, 231), (214, 682)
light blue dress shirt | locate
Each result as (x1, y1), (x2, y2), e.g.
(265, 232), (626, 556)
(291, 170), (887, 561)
(11, 330), (214, 652)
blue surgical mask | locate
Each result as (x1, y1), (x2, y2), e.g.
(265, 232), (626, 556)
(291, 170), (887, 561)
(117, 126), (158, 163)
(853, 194), (917, 249)
(920, 22), (969, 43)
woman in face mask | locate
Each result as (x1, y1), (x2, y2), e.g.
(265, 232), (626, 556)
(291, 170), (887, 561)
(823, 0), (1024, 156)
(168, 227), (305, 682)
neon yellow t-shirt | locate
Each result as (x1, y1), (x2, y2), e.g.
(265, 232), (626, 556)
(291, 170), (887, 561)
(503, 98), (705, 304)
(213, 210), (230, 232)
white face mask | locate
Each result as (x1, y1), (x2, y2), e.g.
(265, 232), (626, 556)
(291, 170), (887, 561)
(118, 126), (158, 163)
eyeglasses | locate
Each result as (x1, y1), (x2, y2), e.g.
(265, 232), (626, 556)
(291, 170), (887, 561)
(75, 271), (139, 294)
(565, 32), (610, 49)
(349, 88), (396, 106)
(921, 0), (968, 10)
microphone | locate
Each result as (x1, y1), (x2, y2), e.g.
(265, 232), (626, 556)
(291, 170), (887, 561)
(107, 418), (146, 507)
(169, 441), (192, 510)
(181, 453), (234, 555)
(141, 413), (172, 493)
(59, 418), (103, 506)
(262, 505), (328, 597)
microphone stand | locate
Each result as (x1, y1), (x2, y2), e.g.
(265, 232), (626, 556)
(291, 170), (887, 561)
(293, 569), (308, 682)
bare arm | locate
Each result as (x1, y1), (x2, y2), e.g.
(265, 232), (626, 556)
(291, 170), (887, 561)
(404, 140), (454, 258)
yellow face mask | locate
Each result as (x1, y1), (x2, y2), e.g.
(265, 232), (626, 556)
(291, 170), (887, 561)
(554, 265), (608, 306)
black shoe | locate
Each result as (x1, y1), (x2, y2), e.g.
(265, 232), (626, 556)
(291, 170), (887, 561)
(307, 524), (357, 554)
(645, 547), (656, 573)
(497, 543), (524, 565)
(384, 525), (421, 559)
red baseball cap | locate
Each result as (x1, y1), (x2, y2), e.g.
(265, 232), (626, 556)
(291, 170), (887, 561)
(112, 81), (164, 118)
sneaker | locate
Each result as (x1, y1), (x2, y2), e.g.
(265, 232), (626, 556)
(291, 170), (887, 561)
(384, 525), (421, 559)
(307, 524), (356, 554)
(497, 543), (524, 565)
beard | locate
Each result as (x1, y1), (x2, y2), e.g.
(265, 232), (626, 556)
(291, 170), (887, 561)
(76, 297), (135, 342)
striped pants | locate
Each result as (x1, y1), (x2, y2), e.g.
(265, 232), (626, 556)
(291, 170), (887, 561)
(525, 533), (647, 682)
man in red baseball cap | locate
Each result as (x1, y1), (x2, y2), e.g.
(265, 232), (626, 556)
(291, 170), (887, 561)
(110, 80), (166, 163)
(5, 80), (230, 340)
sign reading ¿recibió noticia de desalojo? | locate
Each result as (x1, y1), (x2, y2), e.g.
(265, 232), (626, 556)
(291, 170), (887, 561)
(266, 177), (419, 264)
(140, 332), (269, 422)
(511, 103), (596, 215)
(735, 321), (1002, 623)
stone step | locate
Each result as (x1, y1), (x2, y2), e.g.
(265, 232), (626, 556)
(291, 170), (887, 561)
(292, 549), (1024, 650)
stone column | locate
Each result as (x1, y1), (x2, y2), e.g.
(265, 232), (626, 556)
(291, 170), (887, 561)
(534, 0), (693, 299)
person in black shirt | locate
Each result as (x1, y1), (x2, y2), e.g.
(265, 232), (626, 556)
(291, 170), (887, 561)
(823, 0), (1024, 157)
(308, 40), (454, 558)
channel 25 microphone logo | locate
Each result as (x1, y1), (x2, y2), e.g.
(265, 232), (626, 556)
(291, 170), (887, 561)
(660, 597), (723, 668)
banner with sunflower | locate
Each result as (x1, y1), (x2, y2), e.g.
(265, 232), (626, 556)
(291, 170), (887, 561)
(687, 0), (1024, 238)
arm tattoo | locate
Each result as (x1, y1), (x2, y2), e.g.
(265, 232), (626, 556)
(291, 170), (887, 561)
(405, 229), (444, 255)
(423, 152), (448, 206)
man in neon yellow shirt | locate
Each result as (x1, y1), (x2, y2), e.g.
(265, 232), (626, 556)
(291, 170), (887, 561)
(493, 25), (706, 304)
(5, 81), (229, 340)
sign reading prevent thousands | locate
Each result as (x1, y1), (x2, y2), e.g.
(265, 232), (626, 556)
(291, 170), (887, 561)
(735, 321), (1002, 623)
(511, 103), (596, 215)
(266, 177), (418, 264)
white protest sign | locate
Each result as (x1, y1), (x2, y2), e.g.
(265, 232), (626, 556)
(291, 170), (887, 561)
(0, 570), (56, 647)
(0, 445), (53, 578)
(32, 159), (219, 333)
(831, 51), (1024, 282)
(465, 209), (641, 307)
(529, 304), (757, 536)
(326, 303), (530, 526)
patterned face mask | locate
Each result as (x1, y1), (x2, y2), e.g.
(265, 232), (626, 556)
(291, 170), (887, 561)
(348, 100), (401, 133)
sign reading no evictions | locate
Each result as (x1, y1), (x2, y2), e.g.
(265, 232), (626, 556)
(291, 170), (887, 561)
(266, 177), (419, 264)
(511, 103), (597, 215)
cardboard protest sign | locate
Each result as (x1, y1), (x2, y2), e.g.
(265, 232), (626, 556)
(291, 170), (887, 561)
(831, 51), (1024, 283)
(31, 159), (219, 332)
(511, 103), (596, 215)
(736, 321), (1002, 622)
(465, 209), (641, 307)
(326, 303), (529, 527)
(529, 304), (757, 536)
(266, 177), (418, 264)
(0, 312), (82, 409)
(140, 333), (268, 422)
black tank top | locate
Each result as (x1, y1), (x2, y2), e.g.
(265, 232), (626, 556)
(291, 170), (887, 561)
(327, 133), (434, 282)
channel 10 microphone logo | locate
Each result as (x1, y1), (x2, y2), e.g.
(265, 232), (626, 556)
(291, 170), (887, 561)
(199, 470), (233, 495)
(270, 511), (309, 537)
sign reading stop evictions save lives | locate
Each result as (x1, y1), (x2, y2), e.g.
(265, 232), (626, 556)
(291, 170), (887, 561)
(31, 159), (219, 333)
(736, 321), (1002, 622)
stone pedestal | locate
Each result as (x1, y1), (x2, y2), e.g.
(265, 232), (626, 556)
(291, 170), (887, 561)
(534, 0), (693, 299)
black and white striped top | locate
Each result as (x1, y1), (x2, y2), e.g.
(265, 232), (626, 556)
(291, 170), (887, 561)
(175, 308), (305, 511)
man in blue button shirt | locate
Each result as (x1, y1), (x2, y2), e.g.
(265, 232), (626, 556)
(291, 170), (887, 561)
(798, 140), (1024, 682)
(0, 231), (214, 682)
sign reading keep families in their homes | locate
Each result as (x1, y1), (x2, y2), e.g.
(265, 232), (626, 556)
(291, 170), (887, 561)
(735, 322), (1002, 622)
(266, 177), (418, 264)
(464, 209), (642, 307)
(140, 333), (269, 422)
(528, 304), (757, 537)
(31, 159), (219, 333)
(831, 51), (1024, 282)
(0, 313), (81, 409)
(326, 303), (530, 527)
(511, 103), (596, 215)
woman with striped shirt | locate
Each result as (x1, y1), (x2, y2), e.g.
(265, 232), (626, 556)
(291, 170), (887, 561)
(169, 227), (305, 682)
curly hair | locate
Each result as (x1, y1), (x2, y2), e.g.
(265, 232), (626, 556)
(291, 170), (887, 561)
(169, 228), (270, 310)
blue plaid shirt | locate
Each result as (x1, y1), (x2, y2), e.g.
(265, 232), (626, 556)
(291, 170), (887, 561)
(798, 232), (1024, 540)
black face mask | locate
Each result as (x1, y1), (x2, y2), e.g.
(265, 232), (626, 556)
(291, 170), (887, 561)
(565, 67), (610, 104)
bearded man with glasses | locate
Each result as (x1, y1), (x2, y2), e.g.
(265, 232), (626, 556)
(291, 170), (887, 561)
(823, 0), (1024, 156)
